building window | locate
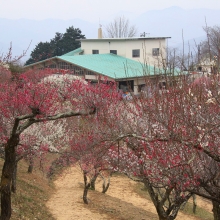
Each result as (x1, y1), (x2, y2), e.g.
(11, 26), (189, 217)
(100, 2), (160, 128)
(152, 48), (159, 56)
(138, 84), (146, 93)
(159, 81), (166, 89)
(197, 66), (202, 71)
(92, 50), (99, 54)
(132, 49), (140, 58)
(110, 50), (117, 55)
(119, 80), (134, 92)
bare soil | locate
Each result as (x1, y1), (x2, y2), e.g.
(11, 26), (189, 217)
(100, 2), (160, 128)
(47, 166), (213, 220)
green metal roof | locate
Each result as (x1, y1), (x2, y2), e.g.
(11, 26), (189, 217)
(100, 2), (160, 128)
(59, 53), (163, 79)
(25, 48), (181, 79)
(62, 48), (83, 56)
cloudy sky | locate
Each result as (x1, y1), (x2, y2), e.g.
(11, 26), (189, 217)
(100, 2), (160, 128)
(1, 0), (220, 22)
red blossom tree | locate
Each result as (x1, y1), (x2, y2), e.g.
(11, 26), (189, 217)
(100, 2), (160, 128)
(115, 74), (220, 219)
(0, 68), (98, 219)
(57, 83), (122, 204)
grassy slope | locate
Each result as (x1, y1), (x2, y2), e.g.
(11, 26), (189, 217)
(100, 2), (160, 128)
(0, 158), (214, 220)
(0, 159), (55, 220)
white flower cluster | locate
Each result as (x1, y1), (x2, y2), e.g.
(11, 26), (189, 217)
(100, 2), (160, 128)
(206, 90), (217, 104)
(207, 90), (212, 98)
(188, 88), (193, 97)
(206, 98), (216, 104)
(43, 74), (87, 86)
(0, 62), (9, 70)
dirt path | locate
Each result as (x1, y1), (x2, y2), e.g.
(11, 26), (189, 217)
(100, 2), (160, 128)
(46, 166), (109, 220)
(47, 166), (212, 220)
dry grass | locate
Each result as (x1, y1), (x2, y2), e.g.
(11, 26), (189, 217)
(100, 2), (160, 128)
(0, 158), (55, 220)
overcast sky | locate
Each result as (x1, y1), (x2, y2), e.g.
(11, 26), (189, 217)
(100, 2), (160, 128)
(1, 0), (220, 22)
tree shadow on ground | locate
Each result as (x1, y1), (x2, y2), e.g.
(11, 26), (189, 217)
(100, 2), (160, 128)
(84, 188), (158, 220)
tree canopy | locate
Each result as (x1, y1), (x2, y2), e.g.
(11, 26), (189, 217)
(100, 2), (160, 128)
(25, 26), (85, 65)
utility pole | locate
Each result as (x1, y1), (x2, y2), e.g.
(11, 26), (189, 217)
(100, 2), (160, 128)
(140, 32), (150, 37)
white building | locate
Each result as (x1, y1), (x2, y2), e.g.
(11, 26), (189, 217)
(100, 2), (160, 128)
(25, 29), (171, 95)
(78, 36), (169, 66)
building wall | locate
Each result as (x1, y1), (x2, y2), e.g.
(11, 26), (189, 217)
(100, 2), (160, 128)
(81, 38), (167, 66)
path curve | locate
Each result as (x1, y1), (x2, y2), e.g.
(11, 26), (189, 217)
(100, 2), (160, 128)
(47, 166), (211, 220)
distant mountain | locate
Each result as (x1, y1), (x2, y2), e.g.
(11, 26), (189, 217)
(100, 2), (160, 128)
(134, 6), (220, 47)
(1, 6), (220, 62)
(0, 18), (97, 63)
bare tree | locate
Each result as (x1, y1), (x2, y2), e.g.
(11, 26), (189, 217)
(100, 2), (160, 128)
(104, 16), (137, 38)
(199, 25), (220, 73)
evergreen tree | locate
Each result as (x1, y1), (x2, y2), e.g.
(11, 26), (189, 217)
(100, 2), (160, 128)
(25, 26), (85, 65)
(61, 26), (85, 54)
(25, 42), (53, 65)
(50, 32), (64, 56)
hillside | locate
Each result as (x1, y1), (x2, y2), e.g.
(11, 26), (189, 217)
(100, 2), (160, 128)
(0, 159), (55, 219)
(47, 166), (213, 220)
(0, 158), (214, 219)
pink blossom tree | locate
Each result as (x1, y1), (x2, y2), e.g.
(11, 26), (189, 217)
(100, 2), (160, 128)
(59, 83), (121, 204)
(115, 74), (220, 219)
(0, 67), (98, 219)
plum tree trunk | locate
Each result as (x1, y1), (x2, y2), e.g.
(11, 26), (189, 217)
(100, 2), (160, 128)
(0, 135), (19, 220)
(102, 182), (110, 194)
(83, 184), (90, 204)
(83, 171), (90, 204)
(212, 200), (220, 220)
(11, 162), (18, 193)
(142, 178), (191, 220)
(90, 172), (99, 190)
(192, 194), (197, 214)
(28, 158), (34, 173)
(102, 176), (110, 194)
